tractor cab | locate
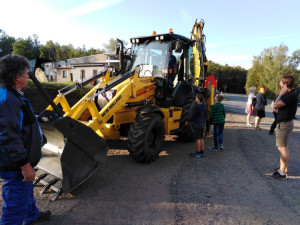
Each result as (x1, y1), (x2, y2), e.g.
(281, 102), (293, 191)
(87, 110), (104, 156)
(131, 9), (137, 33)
(125, 32), (196, 104)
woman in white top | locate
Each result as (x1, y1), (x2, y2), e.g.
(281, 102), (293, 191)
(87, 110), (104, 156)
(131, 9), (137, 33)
(245, 86), (256, 126)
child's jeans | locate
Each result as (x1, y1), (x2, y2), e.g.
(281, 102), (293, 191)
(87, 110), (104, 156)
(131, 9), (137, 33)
(213, 124), (224, 147)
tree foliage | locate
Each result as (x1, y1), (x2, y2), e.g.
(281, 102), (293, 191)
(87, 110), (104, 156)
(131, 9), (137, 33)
(245, 44), (300, 97)
(0, 29), (107, 60)
(103, 38), (118, 53)
(0, 30), (15, 57)
(103, 38), (128, 53)
(207, 61), (247, 94)
(12, 35), (40, 59)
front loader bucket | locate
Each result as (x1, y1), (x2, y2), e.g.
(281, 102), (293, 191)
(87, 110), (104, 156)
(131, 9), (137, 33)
(37, 115), (108, 198)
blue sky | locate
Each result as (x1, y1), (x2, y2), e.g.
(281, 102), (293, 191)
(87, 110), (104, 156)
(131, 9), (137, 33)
(1, 0), (299, 69)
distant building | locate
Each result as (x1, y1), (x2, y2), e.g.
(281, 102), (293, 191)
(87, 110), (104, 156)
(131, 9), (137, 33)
(41, 54), (119, 82)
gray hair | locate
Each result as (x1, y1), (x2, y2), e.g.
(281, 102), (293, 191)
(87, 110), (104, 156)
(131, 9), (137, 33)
(0, 54), (30, 88)
(249, 86), (256, 92)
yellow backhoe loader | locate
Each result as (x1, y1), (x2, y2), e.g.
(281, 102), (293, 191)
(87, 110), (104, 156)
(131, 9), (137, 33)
(30, 19), (215, 200)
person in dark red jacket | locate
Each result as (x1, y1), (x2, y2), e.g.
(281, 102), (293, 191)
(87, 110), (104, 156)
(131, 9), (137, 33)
(0, 54), (51, 224)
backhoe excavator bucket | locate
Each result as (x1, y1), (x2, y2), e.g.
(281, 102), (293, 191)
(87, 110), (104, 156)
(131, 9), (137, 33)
(36, 113), (108, 199)
(28, 69), (110, 200)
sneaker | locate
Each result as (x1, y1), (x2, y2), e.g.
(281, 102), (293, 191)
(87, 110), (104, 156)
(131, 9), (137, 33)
(272, 167), (288, 175)
(29, 210), (51, 225)
(220, 145), (224, 151)
(200, 152), (206, 157)
(267, 171), (286, 179)
(255, 127), (262, 130)
(189, 152), (200, 158)
(246, 123), (252, 126)
(209, 146), (219, 151)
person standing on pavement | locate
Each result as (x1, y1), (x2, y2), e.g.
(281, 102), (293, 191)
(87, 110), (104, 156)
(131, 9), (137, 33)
(186, 93), (207, 158)
(268, 75), (298, 179)
(254, 86), (268, 130)
(0, 54), (51, 224)
(245, 86), (256, 126)
(209, 94), (226, 151)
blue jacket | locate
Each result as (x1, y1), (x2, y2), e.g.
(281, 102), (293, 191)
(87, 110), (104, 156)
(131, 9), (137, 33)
(0, 86), (42, 171)
(191, 103), (207, 125)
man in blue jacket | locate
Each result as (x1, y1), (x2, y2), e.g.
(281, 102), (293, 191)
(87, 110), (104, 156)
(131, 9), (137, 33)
(0, 55), (51, 224)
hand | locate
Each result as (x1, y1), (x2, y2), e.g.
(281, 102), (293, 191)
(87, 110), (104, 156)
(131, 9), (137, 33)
(185, 121), (188, 126)
(21, 163), (35, 182)
(279, 86), (288, 96)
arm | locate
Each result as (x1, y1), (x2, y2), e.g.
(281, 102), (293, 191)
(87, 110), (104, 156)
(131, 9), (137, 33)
(273, 98), (285, 109)
(273, 86), (288, 109)
(0, 93), (30, 171)
(21, 162), (36, 182)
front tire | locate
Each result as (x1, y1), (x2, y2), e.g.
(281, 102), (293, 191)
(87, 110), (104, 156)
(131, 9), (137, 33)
(128, 113), (165, 163)
(178, 93), (196, 142)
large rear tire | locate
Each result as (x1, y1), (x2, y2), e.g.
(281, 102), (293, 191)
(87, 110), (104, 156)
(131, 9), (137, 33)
(178, 93), (196, 142)
(128, 113), (165, 163)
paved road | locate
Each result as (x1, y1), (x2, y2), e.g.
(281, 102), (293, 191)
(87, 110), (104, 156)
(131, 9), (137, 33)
(223, 93), (300, 118)
(1, 92), (299, 225)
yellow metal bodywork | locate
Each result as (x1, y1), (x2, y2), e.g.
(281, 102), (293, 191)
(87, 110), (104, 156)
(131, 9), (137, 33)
(191, 21), (209, 85)
(46, 69), (182, 140)
(191, 20), (215, 129)
(161, 107), (181, 134)
(45, 20), (214, 141)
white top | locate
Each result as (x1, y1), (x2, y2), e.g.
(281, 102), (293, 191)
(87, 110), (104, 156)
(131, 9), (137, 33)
(247, 93), (255, 104)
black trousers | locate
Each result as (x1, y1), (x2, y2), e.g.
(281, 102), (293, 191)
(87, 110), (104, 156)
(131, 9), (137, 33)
(270, 112), (278, 133)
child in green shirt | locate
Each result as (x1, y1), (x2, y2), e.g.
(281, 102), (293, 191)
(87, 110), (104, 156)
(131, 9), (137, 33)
(209, 95), (226, 151)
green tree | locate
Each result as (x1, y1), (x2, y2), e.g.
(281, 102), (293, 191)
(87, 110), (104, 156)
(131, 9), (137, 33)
(245, 44), (300, 97)
(87, 47), (104, 55)
(207, 61), (247, 94)
(31, 34), (40, 58)
(0, 30), (15, 57)
(288, 50), (300, 70)
(74, 46), (87, 58)
(60, 44), (76, 59)
(11, 35), (40, 59)
(103, 38), (118, 53)
(39, 40), (57, 60)
(12, 38), (34, 59)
